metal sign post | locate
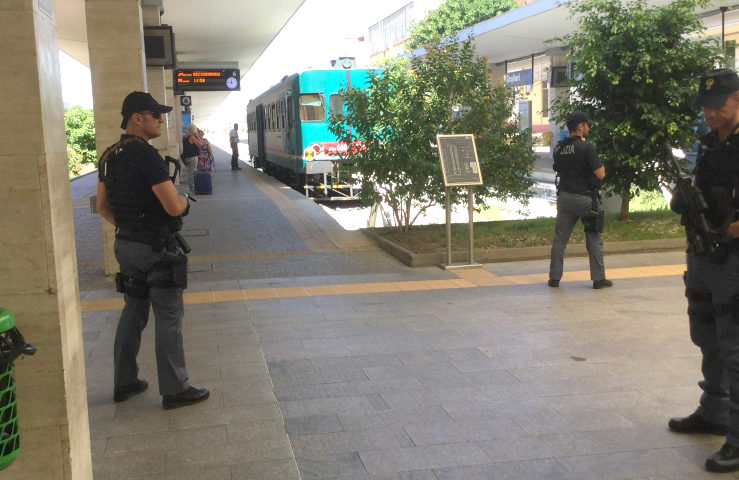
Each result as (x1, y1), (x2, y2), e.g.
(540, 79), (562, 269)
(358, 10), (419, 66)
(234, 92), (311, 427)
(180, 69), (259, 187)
(437, 134), (483, 270)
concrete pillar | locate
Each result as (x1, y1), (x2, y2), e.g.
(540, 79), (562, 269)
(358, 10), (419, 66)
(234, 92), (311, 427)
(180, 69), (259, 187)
(165, 75), (181, 160)
(86, 0), (147, 275)
(142, 4), (169, 154)
(0, 1), (92, 478)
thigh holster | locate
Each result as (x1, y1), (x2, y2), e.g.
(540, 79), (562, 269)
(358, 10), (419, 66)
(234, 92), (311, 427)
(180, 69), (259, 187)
(115, 272), (150, 299)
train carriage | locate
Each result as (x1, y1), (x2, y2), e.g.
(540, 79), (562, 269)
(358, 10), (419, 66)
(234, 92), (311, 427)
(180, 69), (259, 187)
(247, 69), (380, 199)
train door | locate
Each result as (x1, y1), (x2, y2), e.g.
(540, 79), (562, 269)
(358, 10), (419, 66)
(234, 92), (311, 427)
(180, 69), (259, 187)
(256, 104), (266, 169)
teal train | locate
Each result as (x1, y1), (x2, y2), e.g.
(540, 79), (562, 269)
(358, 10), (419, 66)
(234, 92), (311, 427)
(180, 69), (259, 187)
(246, 69), (380, 199)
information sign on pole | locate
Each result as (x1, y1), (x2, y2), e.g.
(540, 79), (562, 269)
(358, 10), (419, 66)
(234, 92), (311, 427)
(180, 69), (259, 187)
(437, 134), (483, 187)
(436, 134), (483, 270)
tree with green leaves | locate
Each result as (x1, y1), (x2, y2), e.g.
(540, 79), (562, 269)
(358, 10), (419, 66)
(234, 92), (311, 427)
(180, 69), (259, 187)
(409, 0), (518, 49)
(551, 0), (722, 219)
(65, 106), (97, 176)
(329, 39), (536, 230)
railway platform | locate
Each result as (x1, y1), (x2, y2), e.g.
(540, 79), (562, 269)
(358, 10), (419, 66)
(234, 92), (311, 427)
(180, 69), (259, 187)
(74, 145), (729, 479)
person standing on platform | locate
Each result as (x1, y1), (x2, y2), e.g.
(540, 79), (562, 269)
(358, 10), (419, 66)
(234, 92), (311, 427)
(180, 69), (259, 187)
(96, 91), (209, 410)
(548, 111), (613, 289)
(230, 122), (241, 170)
(182, 123), (201, 193)
(667, 68), (739, 473)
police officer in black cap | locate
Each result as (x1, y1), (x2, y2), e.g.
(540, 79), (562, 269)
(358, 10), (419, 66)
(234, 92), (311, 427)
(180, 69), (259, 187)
(668, 69), (739, 473)
(96, 91), (209, 410)
(548, 111), (613, 289)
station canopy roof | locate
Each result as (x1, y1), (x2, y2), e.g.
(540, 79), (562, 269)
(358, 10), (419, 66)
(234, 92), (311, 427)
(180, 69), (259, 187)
(55, 0), (305, 120)
(452, 0), (739, 65)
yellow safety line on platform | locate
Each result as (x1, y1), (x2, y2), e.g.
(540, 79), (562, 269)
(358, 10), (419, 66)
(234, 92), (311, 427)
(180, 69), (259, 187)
(80, 263), (686, 313)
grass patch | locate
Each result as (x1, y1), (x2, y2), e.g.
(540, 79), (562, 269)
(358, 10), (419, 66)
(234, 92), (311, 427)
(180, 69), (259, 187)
(375, 209), (683, 254)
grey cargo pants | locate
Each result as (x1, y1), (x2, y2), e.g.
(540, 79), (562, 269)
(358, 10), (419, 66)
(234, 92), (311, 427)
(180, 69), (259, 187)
(685, 251), (739, 445)
(549, 190), (605, 281)
(114, 238), (190, 396)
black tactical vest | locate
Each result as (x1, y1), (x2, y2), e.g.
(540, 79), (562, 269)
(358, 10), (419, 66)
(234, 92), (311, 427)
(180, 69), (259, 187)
(99, 136), (181, 244)
(694, 129), (739, 232)
(553, 136), (597, 194)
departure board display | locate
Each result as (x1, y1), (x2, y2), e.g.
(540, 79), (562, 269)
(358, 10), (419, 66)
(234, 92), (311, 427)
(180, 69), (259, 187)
(174, 69), (240, 92)
(437, 134), (483, 186)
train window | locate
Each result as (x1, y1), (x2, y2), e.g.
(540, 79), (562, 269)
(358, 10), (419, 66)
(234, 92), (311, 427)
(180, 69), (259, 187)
(271, 103), (276, 130)
(329, 94), (344, 118)
(299, 94), (325, 122)
(287, 99), (294, 127)
(281, 100), (287, 130)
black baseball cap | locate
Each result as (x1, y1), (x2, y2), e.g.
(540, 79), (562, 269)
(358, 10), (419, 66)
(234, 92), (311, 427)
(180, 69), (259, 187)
(566, 111), (591, 130)
(695, 69), (739, 108)
(120, 91), (173, 129)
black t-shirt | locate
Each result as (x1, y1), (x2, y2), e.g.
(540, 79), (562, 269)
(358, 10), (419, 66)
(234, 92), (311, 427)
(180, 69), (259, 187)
(553, 136), (602, 193)
(182, 136), (199, 158)
(98, 135), (171, 223)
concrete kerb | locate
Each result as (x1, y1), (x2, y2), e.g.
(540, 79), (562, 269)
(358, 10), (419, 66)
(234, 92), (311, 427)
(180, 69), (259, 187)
(362, 228), (686, 267)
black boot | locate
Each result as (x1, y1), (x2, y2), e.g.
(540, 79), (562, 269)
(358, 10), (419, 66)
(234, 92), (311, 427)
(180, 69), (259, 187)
(162, 386), (209, 410)
(668, 412), (727, 435)
(706, 443), (739, 472)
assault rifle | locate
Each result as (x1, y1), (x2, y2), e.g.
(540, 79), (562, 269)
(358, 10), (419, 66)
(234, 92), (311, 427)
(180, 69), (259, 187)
(663, 148), (719, 256)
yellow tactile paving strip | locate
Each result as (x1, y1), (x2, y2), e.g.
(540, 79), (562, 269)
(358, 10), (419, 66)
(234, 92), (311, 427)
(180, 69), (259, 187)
(80, 263), (686, 313)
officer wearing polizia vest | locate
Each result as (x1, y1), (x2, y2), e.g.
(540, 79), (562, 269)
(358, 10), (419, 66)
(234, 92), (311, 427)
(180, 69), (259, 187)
(96, 91), (209, 410)
(548, 111), (613, 289)
(667, 69), (739, 473)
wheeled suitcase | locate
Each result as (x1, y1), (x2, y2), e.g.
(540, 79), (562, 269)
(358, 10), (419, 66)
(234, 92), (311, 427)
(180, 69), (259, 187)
(193, 171), (212, 195)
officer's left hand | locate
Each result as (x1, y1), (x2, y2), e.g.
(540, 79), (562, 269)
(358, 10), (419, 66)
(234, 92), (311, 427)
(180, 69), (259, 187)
(728, 220), (739, 239)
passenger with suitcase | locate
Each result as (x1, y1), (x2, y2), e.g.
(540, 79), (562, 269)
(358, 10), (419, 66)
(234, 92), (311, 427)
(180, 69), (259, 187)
(193, 129), (213, 195)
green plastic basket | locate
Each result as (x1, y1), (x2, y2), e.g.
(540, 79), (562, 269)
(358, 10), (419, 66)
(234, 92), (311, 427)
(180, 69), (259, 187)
(0, 309), (20, 471)
(0, 361), (19, 470)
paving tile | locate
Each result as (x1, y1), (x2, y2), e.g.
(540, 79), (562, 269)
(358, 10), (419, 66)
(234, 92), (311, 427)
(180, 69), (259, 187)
(329, 472), (439, 480)
(226, 418), (288, 443)
(434, 458), (570, 480)
(404, 414), (527, 445)
(168, 404), (283, 431)
(338, 405), (453, 431)
(291, 427), (414, 456)
(280, 395), (383, 418)
(296, 452), (368, 480)
(556, 448), (707, 480)
(359, 442), (491, 475)
(230, 457), (301, 480)
(104, 425), (228, 457)
(164, 438), (293, 471)
(284, 414), (345, 435)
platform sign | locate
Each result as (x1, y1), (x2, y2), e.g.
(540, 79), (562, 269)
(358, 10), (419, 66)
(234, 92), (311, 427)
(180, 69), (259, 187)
(437, 134), (483, 187)
(174, 68), (240, 92)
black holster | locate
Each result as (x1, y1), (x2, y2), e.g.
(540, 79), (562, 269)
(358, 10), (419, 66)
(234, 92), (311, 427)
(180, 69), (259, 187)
(147, 252), (188, 289)
(583, 192), (604, 233)
(115, 272), (150, 298)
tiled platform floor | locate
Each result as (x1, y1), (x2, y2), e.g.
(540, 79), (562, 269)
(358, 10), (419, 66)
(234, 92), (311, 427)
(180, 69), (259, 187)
(75, 149), (733, 479)
(83, 252), (737, 480)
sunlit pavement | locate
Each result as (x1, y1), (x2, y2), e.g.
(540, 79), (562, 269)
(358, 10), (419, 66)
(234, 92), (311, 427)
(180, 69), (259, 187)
(74, 147), (729, 479)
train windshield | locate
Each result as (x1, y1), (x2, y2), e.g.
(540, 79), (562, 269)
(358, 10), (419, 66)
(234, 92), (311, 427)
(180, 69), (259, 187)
(299, 94), (325, 122)
(329, 94), (344, 117)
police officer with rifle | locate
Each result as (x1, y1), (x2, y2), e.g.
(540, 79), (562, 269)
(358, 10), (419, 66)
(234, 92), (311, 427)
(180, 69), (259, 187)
(548, 111), (613, 289)
(96, 91), (209, 410)
(667, 69), (739, 473)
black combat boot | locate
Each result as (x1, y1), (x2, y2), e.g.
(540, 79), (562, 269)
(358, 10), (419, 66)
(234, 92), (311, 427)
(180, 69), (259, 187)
(668, 412), (727, 435)
(706, 443), (739, 472)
